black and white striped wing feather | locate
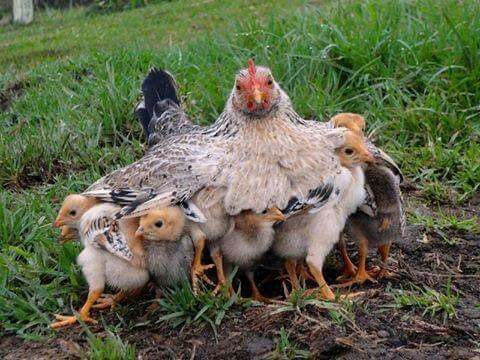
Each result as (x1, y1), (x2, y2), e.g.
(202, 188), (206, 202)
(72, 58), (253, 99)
(83, 216), (134, 261)
(85, 133), (223, 219)
(282, 181), (335, 218)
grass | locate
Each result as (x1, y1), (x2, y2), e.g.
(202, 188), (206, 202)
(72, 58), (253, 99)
(267, 327), (310, 360)
(408, 208), (480, 244)
(1, 0), (479, 340)
(385, 281), (459, 322)
(85, 328), (137, 360)
(151, 280), (245, 338)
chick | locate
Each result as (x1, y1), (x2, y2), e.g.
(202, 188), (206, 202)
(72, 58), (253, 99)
(330, 113), (365, 136)
(187, 187), (231, 294)
(331, 113), (404, 286)
(274, 130), (375, 300)
(53, 194), (99, 242)
(53, 194), (145, 266)
(51, 203), (149, 330)
(211, 207), (285, 301)
(338, 164), (404, 286)
(136, 207), (195, 288)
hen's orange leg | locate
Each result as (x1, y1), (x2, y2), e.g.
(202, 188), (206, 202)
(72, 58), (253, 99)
(191, 236), (215, 294)
(285, 259), (300, 291)
(336, 236), (357, 280)
(307, 262), (335, 301)
(51, 289), (102, 330)
(337, 234), (377, 287)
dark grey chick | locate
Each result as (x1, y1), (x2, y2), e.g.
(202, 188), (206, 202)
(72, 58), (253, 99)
(338, 159), (405, 286)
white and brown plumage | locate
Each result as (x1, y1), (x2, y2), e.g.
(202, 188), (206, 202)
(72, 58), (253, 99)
(329, 113), (405, 286)
(83, 61), (354, 295)
(51, 203), (149, 330)
(84, 60), (348, 220)
(53, 194), (138, 262)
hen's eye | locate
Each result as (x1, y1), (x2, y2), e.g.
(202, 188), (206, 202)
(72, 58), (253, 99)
(236, 84), (241, 91)
(344, 148), (354, 155)
(154, 220), (163, 228)
(267, 79), (273, 86)
(69, 210), (77, 216)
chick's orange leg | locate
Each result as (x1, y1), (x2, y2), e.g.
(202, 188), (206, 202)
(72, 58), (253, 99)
(91, 290), (129, 311)
(285, 259), (300, 291)
(51, 289), (102, 330)
(297, 262), (315, 282)
(307, 262), (335, 301)
(336, 236), (357, 281)
(211, 247), (232, 295)
(336, 234), (377, 287)
(191, 236), (215, 294)
(369, 243), (393, 279)
(246, 270), (270, 303)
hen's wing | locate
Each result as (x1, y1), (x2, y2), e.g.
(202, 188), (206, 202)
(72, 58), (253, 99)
(85, 132), (223, 218)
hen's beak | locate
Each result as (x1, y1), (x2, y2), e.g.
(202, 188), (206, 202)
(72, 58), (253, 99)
(252, 89), (262, 105)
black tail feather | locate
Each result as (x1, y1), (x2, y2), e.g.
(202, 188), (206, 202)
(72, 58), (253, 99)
(142, 68), (179, 118)
(135, 100), (151, 137)
(136, 68), (180, 140)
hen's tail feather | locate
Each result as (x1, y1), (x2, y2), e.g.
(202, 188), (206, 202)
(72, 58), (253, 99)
(135, 100), (151, 138)
(137, 68), (180, 139)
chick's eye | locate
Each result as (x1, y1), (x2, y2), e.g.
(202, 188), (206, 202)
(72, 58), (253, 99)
(344, 148), (354, 155)
(69, 210), (77, 216)
(262, 209), (268, 214)
(154, 220), (163, 228)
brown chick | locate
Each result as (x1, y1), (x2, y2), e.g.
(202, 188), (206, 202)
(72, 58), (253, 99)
(53, 194), (99, 243)
(336, 130), (376, 169)
(211, 207), (285, 302)
(135, 207), (195, 289)
(53, 194), (146, 267)
(330, 113), (366, 136)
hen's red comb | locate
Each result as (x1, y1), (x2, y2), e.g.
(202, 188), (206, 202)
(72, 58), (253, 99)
(247, 58), (256, 77)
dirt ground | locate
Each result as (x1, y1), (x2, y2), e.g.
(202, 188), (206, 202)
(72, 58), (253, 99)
(1, 192), (479, 359)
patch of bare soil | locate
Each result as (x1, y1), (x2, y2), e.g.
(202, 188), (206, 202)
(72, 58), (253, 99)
(1, 196), (479, 359)
(0, 80), (28, 112)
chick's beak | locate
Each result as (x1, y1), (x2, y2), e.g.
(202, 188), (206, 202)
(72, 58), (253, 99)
(135, 227), (144, 240)
(59, 226), (76, 244)
(364, 152), (376, 165)
(53, 218), (64, 228)
(267, 208), (286, 223)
